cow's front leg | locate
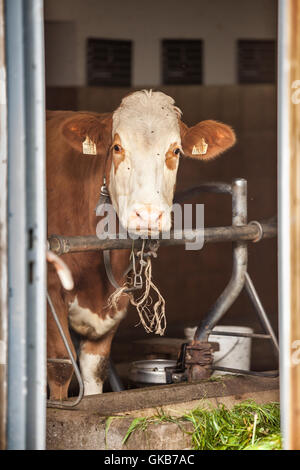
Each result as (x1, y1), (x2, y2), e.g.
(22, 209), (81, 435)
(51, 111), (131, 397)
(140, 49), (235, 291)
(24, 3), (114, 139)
(79, 329), (117, 395)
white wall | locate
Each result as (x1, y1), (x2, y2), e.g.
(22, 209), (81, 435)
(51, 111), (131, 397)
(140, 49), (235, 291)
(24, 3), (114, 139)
(44, 0), (277, 87)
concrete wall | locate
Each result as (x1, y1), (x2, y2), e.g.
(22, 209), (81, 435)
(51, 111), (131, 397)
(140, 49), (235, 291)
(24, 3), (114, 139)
(44, 0), (277, 87)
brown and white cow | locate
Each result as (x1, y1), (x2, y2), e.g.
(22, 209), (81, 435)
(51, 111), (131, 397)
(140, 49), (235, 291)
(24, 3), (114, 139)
(47, 90), (236, 399)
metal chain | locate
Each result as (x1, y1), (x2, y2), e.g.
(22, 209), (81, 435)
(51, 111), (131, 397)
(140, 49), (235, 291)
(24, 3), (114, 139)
(130, 240), (146, 289)
(129, 239), (160, 290)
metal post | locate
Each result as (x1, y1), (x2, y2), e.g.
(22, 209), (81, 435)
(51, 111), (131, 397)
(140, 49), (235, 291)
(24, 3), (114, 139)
(278, 0), (300, 450)
(6, 0), (46, 450)
(6, 0), (28, 449)
(244, 272), (279, 354)
(108, 359), (125, 392)
(278, 0), (291, 449)
(194, 178), (248, 340)
(0, 0), (7, 451)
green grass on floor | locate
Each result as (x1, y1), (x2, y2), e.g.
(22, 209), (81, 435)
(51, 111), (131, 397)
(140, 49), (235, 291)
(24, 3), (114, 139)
(121, 400), (281, 450)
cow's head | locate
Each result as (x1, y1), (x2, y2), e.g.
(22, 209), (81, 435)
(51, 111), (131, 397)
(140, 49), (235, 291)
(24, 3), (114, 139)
(62, 90), (236, 234)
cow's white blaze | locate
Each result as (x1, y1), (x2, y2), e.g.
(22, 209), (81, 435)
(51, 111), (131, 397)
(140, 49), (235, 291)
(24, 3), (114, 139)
(109, 90), (182, 234)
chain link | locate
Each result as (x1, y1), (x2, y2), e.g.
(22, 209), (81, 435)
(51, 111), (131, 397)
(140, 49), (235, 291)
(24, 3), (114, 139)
(129, 239), (160, 290)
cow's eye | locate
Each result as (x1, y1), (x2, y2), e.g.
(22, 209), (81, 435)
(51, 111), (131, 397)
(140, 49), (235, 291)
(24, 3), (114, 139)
(113, 144), (121, 152)
(173, 148), (181, 155)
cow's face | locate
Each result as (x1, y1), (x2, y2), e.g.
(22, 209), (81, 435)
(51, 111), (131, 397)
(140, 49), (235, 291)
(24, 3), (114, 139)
(62, 90), (236, 234)
(109, 91), (182, 234)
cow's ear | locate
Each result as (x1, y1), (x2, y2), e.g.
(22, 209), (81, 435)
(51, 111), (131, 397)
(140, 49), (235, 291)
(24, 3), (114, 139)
(61, 113), (112, 156)
(180, 120), (236, 160)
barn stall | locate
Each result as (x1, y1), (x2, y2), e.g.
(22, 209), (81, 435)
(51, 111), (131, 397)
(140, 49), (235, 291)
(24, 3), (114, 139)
(0, 0), (299, 452)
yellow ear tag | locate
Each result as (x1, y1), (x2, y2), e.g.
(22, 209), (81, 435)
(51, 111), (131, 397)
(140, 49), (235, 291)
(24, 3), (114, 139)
(192, 138), (208, 155)
(82, 136), (97, 155)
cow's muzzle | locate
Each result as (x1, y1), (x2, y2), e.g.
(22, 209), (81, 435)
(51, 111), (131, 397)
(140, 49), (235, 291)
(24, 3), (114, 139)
(127, 204), (167, 233)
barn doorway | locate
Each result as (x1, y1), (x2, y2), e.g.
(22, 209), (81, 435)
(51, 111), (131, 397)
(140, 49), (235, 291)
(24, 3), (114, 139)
(44, 0), (278, 383)
(3, 0), (300, 451)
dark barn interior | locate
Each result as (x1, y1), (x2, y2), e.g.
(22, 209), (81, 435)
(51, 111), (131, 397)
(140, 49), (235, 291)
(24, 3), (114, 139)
(44, 0), (278, 387)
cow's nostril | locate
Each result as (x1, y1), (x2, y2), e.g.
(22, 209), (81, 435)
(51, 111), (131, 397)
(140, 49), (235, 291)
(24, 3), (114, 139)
(133, 208), (163, 226)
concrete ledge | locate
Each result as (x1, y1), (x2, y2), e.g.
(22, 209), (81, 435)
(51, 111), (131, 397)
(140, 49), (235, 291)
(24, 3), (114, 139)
(76, 374), (278, 414)
(47, 410), (194, 450)
(47, 375), (279, 450)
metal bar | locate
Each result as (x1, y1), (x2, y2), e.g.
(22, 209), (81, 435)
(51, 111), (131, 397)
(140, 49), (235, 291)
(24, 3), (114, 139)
(244, 272), (279, 354)
(24, 0), (47, 450)
(6, 0), (28, 449)
(6, 0), (47, 448)
(174, 182), (232, 203)
(108, 359), (125, 392)
(0, 0), (7, 450)
(194, 179), (248, 341)
(48, 218), (277, 255)
(47, 293), (84, 409)
(208, 331), (272, 339)
(278, 0), (294, 449)
(212, 366), (279, 378)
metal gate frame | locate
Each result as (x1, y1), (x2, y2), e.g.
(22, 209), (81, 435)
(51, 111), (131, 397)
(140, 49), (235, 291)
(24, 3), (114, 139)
(0, 0), (8, 451)
(5, 0), (47, 450)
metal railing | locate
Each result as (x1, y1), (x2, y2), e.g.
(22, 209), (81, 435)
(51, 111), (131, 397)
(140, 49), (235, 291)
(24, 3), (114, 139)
(47, 178), (278, 406)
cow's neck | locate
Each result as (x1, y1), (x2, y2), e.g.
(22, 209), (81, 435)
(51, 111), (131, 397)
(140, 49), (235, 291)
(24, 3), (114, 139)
(65, 149), (131, 301)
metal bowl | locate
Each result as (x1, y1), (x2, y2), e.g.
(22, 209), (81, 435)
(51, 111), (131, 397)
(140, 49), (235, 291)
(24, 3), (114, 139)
(129, 359), (177, 385)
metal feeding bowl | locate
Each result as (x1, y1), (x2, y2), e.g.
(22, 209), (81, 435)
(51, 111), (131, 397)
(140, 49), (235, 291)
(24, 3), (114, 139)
(129, 359), (177, 386)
